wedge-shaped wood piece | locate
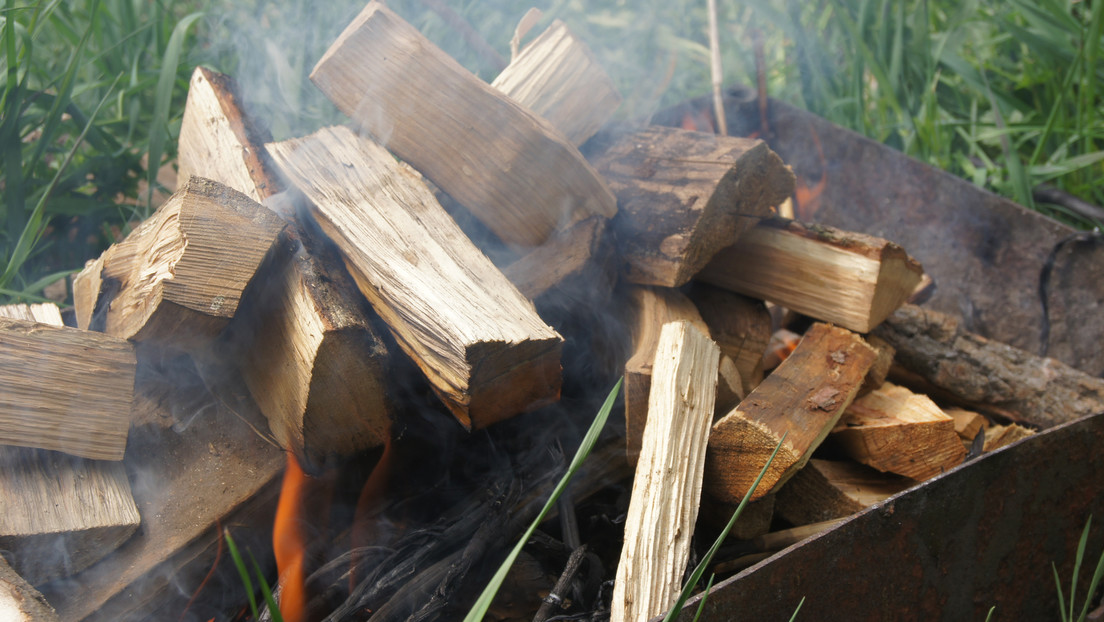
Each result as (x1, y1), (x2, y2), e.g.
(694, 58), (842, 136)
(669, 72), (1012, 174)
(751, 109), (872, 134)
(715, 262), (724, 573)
(502, 216), (609, 300)
(586, 125), (793, 287)
(176, 68), (392, 467)
(686, 282), (772, 394)
(0, 555), (58, 622)
(268, 126), (562, 428)
(0, 304), (139, 585)
(699, 217), (924, 333)
(72, 178), (287, 351)
(983, 423), (1035, 452)
(700, 494), (775, 541)
(612, 321), (720, 622)
(491, 19), (620, 147)
(857, 334), (895, 397)
(874, 304), (1104, 429)
(947, 407), (988, 441)
(832, 383), (965, 480)
(775, 459), (914, 526)
(623, 286), (712, 465)
(310, 2), (616, 249)
(0, 317), (134, 460)
(704, 323), (877, 503)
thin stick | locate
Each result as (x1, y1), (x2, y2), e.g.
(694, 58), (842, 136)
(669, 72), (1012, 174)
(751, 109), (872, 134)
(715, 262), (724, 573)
(707, 0), (728, 136)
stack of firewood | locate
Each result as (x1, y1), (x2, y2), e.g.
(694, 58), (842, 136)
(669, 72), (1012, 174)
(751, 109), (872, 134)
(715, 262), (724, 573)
(7, 3), (1104, 621)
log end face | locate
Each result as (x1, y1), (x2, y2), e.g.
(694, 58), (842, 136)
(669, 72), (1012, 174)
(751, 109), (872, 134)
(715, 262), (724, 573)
(461, 337), (564, 429)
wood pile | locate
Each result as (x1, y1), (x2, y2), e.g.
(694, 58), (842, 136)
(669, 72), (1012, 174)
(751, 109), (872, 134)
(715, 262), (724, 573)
(7, 3), (1099, 620)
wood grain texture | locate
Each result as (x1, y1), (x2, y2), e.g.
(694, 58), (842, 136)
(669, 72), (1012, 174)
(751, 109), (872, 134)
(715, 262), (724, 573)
(268, 126), (562, 428)
(502, 216), (608, 300)
(0, 316), (134, 460)
(774, 459), (914, 526)
(874, 304), (1104, 429)
(832, 382), (966, 480)
(699, 217), (924, 333)
(491, 19), (620, 147)
(586, 125), (793, 287)
(176, 67), (392, 466)
(0, 555), (57, 622)
(686, 282), (772, 394)
(72, 178), (287, 352)
(310, 1), (616, 248)
(704, 323), (877, 503)
(612, 321), (719, 622)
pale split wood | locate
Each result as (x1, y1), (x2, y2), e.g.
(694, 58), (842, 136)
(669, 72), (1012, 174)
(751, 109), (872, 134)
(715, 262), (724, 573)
(983, 423), (1035, 452)
(310, 1), (616, 249)
(832, 382), (966, 480)
(0, 555), (58, 622)
(492, 19), (621, 147)
(0, 316), (134, 461)
(72, 178), (287, 352)
(698, 217), (924, 333)
(774, 459), (915, 526)
(611, 321), (720, 622)
(623, 286), (711, 466)
(857, 334), (896, 397)
(686, 282), (772, 395)
(704, 323), (878, 503)
(502, 216), (608, 300)
(586, 124), (793, 287)
(267, 126), (562, 428)
(946, 407), (988, 441)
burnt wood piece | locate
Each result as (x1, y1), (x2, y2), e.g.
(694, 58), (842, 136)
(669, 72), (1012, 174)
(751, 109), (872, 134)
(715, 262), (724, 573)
(0, 555), (58, 622)
(0, 303), (140, 586)
(586, 125), (792, 287)
(623, 286), (713, 465)
(686, 282), (772, 394)
(873, 304), (1104, 429)
(0, 316), (134, 460)
(72, 178), (287, 352)
(491, 19), (620, 147)
(659, 90), (1104, 375)
(698, 217), (924, 333)
(704, 323), (877, 503)
(612, 321), (719, 622)
(310, 1), (616, 249)
(774, 459), (915, 526)
(267, 126), (562, 429)
(832, 382), (965, 481)
(176, 67), (393, 467)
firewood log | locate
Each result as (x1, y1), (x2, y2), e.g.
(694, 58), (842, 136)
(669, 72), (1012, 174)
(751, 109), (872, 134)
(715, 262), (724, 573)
(502, 216), (609, 300)
(857, 334), (895, 397)
(947, 407), (988, 442)
(492, 19), (620, 147)
(177, 67), (392, 467)
(310, 1), (616, 249)
(0, 304), (140, 585)
(0, 555), (57, 622)
(983, 423), (1035, 452)
(686, 282), (772, 394)
(874, 304), (1104, 429)
(624, 287), (712, 465)
(832, 382), (966, 481)
(267, 126), (562, 428)
(586, 125), (793, 287)
(699, 494), (775, 540)
(704, 323), (877, 503)
(0, 315), (134, 461)
(72, 177), (287, 352)
(774, 459), (914, 526)
(698, 217), (925, 333)
(612, 321), (720, 622)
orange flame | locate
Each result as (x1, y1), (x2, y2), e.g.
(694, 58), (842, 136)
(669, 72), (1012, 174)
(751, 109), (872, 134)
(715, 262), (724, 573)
(274, 453), (308, 622)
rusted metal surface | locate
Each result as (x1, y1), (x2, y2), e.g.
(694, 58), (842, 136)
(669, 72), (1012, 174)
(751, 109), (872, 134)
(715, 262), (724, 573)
(672, 411), (1104, 621)
(656, 91), (1104, 376)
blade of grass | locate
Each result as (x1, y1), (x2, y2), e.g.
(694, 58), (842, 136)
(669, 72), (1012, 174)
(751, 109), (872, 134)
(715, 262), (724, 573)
(1053, 562), (1068, 621)
(223, 529), (258, 620)
(250, 552), (284, 622)
(661, 433), (788, 622)
(463, 378), (622, 622)
(1076, 524), (1104, 621)
(144, 10), (202, 212)
(690, 573), (715, 622)
(788, 595), (806, 621)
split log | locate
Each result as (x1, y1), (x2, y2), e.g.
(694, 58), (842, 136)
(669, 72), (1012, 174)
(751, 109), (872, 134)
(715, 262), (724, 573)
(686, 282), (772, 394)
(623, 286), (711, 465)
(0, 317), (134, 460)
(612, 321), (720, 622)
(0, 304), (140, 586)
(586, 125), (793, 287)
(832, 382), (965, 480)
(857, 334), (895, 397)
(0, 555), (57, 622)
(704, 323), (877, 503)
(72, 178), (287, 352)
(983, 423), (1035, 452)
(874, 304), (1104, 429)
(774, 459), (914, 526)
(947, 407), (988, 441)
(176, 67), (392, 467)
(491, 19), (620, 147)
(699, 494), (775, 541)
(698, 217), (924, 333)
(310, 1), (616, 249)
(267, 126), (562, 428)
(501, 216), (609, 300)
